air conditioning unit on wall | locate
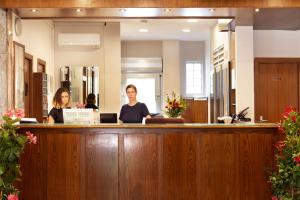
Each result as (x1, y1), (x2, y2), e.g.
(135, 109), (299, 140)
(58, 33), (101, 48)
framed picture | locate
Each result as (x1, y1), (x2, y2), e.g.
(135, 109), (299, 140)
(13, 41), (25, 109)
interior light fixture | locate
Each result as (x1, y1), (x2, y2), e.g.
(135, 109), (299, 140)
(76, 8), (82, 12)
(255, 8), (260, 12)
(31, 9), (38, 12)
(181, 29), (191, 33)
(139, 28), (149, 33)
(164, 8), (172, 12)
(187, 19), (198, 23)
(119, 8), (127, 13)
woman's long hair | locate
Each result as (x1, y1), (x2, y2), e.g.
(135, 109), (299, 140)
(52, 87), (71, 108)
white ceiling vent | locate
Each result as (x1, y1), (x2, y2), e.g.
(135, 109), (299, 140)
(58, 33), (101, 48)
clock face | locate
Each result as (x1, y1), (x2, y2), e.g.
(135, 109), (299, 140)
(14, 17), (22, 36)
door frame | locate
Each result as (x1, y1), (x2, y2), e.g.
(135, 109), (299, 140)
(25, 52), (33, 116)
(254, 57), (300, 122)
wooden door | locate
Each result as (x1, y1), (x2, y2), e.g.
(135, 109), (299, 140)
(24, 53), (33, 117)
(255, 58), (300, 123)
(37, 58), (46, 73)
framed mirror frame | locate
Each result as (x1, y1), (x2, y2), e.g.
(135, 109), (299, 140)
(13, 41), (25, 109)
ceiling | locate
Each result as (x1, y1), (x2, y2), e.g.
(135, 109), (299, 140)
(120, 19), (218, 41)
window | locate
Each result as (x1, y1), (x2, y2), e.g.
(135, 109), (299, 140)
(121, 74), (162, 113)
(185, 62), (204, 96)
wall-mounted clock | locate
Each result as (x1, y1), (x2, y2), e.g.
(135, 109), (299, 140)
(14, 17), (22, 36)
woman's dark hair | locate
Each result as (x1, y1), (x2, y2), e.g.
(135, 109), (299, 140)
(52, 87), (71, 108)
(86, 93), (96, 104)
(126, 84), (137, 93)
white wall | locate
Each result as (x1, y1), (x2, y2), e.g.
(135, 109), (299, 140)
(121, 41), (162, 57)
(162, 40), (181, 97)
(13, 19), (54, 77)
(54, 22), (105, 109)
(179, 41), (205, 97)
(0, 9), (7, 114)
(103, 23), (121, 113)
(254, 30), (300, 57)
(235, 26), (254, 121)
(12, 18), (55, 110)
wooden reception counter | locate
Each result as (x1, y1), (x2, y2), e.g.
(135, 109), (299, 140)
(18, 123), (278, 200)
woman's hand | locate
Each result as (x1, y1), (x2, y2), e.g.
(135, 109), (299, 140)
(48, 115), (55, 124)
(146, 115), (151, 119)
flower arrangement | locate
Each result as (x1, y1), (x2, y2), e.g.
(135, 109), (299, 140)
(0, 109), (37, 200)
(164, 92), (187, 118)
(270, 106), (300, 200)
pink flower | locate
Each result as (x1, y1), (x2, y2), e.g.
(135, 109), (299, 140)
(293, 154), (300, 166)
(3, 109), (14, 118)
(274, 141), (285, 152)
(26, 131), (37, 144)
(14, 109), (25, 118)
(7, 194), (18, 200)
(271, 196), (278, 200)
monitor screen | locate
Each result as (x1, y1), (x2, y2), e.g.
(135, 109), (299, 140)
(100, 113), (117, 123)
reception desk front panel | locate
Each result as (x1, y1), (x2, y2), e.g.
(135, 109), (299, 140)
(18, 124), (277, 200)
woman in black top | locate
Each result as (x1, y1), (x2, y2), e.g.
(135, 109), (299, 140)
(85, 93), (99, 110)
(48, 87), (71, 123)
(119, 84), (151, 123)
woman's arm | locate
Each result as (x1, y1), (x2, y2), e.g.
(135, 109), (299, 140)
(48, 115), (55, 124)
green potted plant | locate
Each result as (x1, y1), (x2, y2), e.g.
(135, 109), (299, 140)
(270, 106), (300, 200)
(0, 109), (37, 200)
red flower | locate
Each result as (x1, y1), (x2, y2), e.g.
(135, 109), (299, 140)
(282, 106), (296, 119)
(26, 131), (37, 144)
(7, 194), (18, 200)
(274, 141), (285, 152)
(277, 125), (285, 134)
(291, 115), (297, 123)
(293, 154), (300, 166)
(271, 196), (278, 200)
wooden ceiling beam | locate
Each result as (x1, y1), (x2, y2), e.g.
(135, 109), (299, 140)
(1, 0), (300, 8)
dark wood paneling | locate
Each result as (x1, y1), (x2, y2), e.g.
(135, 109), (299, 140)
(18, 126), (277, 200)
(85, 133), (118, 200)
(197, 131), (239, 200)
(1, 0), (300, 8)
(123, 133), (159, 200)
(182, 98), (208, 123)
(239, 130), (274, 200)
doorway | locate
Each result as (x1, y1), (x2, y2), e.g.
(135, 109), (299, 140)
(24, 53), (33, 117)
(254, 58), (300, 123)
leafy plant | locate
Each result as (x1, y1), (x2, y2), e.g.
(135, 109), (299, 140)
(270, 106), (300, 200)
(164, 92), (187, 118)
(0, 109), (37, 200)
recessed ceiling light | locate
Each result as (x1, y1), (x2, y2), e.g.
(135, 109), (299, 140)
(164, 8), (172, 12)
(209, 8), (215, 12)
(119, 8), (127, 13)
(181, 29), (191, 33)
(187, 19), (198, 23)
(255, 8), (260, 12)
(31, 9), (38, 13)
(76, 8), (82, 12)
(139, 28), (149, 33)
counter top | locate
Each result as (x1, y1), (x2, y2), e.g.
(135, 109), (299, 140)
(18, 122), (278, 129)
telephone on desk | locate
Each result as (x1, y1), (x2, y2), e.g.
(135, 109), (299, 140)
(231, 107), (251, 123)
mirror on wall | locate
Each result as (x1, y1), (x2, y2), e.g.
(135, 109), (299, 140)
(13, 41), (25, 109)
(60, 66), (100, 107)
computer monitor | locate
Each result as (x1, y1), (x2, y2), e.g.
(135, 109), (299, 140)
(100, 113), (117, 123)
(63, 109), (93, 124)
